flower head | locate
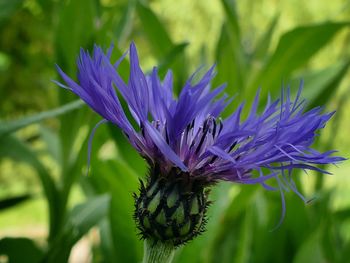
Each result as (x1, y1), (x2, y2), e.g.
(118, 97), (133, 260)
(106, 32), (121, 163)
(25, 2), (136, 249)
(56, 42), (344, 245)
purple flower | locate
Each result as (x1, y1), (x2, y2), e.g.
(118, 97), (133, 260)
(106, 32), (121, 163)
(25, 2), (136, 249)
(56, 43), (344, 242)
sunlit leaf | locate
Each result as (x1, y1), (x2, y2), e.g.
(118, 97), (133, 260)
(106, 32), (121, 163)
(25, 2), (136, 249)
(215, 1), (247, 109)
(221, 0), (240, 38)
(254, 15), (279, 60)
(114, 0), (136, 45)
(55, 0), (96, 73)
(45, 194), (110, 262)
(249, 22), (350, 97)
(92, 160), (142, 263)
(0, 135), (60, 240)
(68, 194), (110, 240)
(290, 61), (350, 107)
(0, 100), (83, 138)
(308, 61), (350, 109)
(135, 1), (188, 92)
(136, 1), (173, 58)
(215, 24), (243, 96)
(39, 125), (62, 166)
(157, 42), (189, 76)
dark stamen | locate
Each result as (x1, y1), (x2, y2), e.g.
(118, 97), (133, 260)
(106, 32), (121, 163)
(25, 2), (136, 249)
(195, 120), (210, 154)
(212, 119), (217, 138)
(209, 155), (218, 163)
(155, 120), (160, 130)
(218, 119), (223, 135)
(140, 123), (145, 137)
(165, 127), (170, 144)
(229, 141), (237, 152)
(189, 119), (195, 129)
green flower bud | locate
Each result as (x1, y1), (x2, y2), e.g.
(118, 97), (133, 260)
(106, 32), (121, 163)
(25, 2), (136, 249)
(134, 166), (210, 246)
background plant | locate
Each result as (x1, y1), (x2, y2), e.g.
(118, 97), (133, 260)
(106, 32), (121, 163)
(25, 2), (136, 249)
(0, 0), (350, 262)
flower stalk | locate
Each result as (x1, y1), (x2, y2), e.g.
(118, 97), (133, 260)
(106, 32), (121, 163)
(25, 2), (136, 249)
(142, 239), (175, 263)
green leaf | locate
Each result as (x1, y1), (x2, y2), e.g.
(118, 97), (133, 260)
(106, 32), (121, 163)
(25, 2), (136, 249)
(320, 219), (339, 263)
(39, 125), (62, 166)
(220, 0), (247, 74)
(220, 185), (259, 221)
(0, 0), (24, 23)
(78, 120), (143, 261)
(215, 24), (243, 99)
(290, 61), (350, 107)
(221, 0), (240, 38)
(249, 22), (350, 97)
(157, 42), (189, 77)
(0, 194), (31, 211)
(136, 1), (173, 59)
(254, 15), (279, 60)
(0, 100), (83, 138)
(0, 135), (60, 240)
(97, 219), (117, 263)
(57, 109), (95, 218)
(0, 237), (44, 263)
(54, 0), (98, 188)
(340, 241), (350, 263)
(108, 124), (147, 177)
(45, 194), (110, 262)
(68, 194), (110, 241)
(135, 1), (189, 93)
(55, 0), (96, 73)
(173, 183), (232, 263)
(293, 228), (325, 263)
(308, 61), (350, 109)
(233, 208), (253, 263)
(206, 186), (258, 263)
(215, 1), (247, 108)
(114, 0), (136, 45)
(334, 207), (350, 221)
(90, 159), (142, 263)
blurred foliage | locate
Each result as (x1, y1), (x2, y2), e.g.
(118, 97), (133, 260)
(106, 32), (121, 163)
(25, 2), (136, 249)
(1, 0), (350, 262)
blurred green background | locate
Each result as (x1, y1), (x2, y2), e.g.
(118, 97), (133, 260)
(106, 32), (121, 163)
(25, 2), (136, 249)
(1, 0), (350, 262)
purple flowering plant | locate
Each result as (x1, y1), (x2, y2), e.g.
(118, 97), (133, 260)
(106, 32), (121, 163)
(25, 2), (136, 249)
(55, 42), (344, 261)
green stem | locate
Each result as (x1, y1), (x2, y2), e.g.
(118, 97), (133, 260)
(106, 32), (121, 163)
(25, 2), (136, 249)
(142, 239), (175, 263)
